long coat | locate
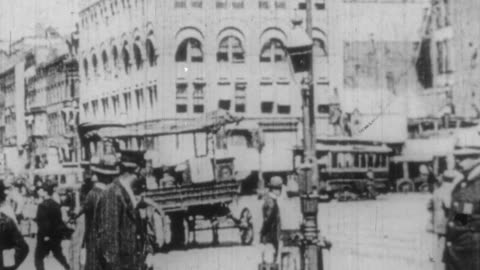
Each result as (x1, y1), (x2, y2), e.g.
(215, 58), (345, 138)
(0, 212), (29, 269)
(35, 198), (65, 241)
(96, 179), (152, 270)
(83, 186), (105, 270)
(260, 193), (281, 249)
(444, 174), (480, 270)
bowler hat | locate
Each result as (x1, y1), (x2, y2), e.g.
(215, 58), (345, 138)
(119, 150), (146, 170)
(269, 176), (283, 189)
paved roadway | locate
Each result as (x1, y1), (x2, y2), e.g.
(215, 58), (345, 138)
(19, 193), (434, 270)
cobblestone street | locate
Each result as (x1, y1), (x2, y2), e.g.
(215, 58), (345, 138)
(19, 193), (433, 270)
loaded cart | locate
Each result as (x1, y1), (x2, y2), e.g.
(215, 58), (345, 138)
(146, 175), (254, 247)
(78, 111), (255, 248)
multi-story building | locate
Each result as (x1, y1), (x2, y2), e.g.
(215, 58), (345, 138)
(78, 0), (332, 173)
(25, 53), (80, 170)
(0, 28), (71, 175)
(0, 63), (27, 175)
(78, 0), (429, 175)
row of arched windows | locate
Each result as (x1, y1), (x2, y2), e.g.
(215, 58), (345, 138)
(82, 33), (327, 79)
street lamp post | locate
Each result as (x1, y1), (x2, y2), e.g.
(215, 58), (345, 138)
(286, 18), (324, 270)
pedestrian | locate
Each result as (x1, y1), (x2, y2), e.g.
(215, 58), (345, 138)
(81, 156), (119, 270)
(0, 180), (29, 270)
(0, 182), (17, 226)
(427, 170), (463, 270)
(34, 181), (71, 270)
(260, 176), (282, 263)
(96, 150), (154, 270)
(444, 158), (480, 270)
(159, 167), (175, 189)
(365, 169), (377, 200)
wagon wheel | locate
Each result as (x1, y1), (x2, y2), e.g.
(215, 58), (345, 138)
(397, 180), (414, 193)
(417, 182), (430, 193)
(238, 208), (254, 245)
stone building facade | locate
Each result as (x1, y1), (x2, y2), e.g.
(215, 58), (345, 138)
(77, 0), (429, 171)
(25, 54), (80, 170)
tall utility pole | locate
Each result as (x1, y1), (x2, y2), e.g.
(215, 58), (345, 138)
(299, 1), (323, 270)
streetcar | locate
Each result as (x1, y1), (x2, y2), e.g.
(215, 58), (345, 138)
(293, 137), (392, 200)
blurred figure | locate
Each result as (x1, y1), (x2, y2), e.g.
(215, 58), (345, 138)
(7, 181), (26, 224)
(159, 167), (175, 189)
(427, 170), (463, 270)
(96, 151), (154, 270)
(0, 180), (29, 270)
(427, 165), (438, 193)
(145, 160), (158, 190)
(34, 182), (71, 270)
(365, 169), (377, 200)
(260, 176), (282, 263)
(0, 181), (17, 225)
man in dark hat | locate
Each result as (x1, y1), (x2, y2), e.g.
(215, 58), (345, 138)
(96, 150), (154, 270)
(76, 155), (119, 270)
(444, 159), (480, 270)
(34, 181), (70, 270)
(0, 180), (29, 270)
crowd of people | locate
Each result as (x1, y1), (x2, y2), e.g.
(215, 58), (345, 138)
(0, 150), (160, 270)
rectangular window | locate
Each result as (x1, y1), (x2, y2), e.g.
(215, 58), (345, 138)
(191, 0), (202, 8)
(259, 0), (269, 9)
(83, 103), (90, 116)
(176, 83), (188, 113)
(148, 85), (158, 107)
(174, 0), (187, 8)
(123, 92), (132, 112)
(437, 41), (444, 74)
(135, 88), (144, 109)
(218, 100), (231, 111)
(92, 100), (99, 116)
(234, 82), (246, 113)
(315, 3), (325, 9)
(232, 0), (244, 8)
(445, 40), (452, 73)
(216, 0), (227, 8)
(275, 1), (286, 8)
(193, 84), (205, 114)
(176, 104), (188, 113)
(278, 105), (291, 114)
(261, 102), (274, 113)
(298, 2), (306, 10)
(317, 104), (329, 114)
(112, 95), (120, 115)
(101, 98), (109, 115)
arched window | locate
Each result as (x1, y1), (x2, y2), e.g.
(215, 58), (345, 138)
(217, 36), (244, 63)
(145, 38), (156, 66)
(112, 46), (119, 68)
(122, 42), (131, 73)
(175, 38), (203, 63)
(102, 50), (109, 71)
(313, 38), (327, 57)
(83, 58), (89, 78)
(133, 40), (143, 70)
(260, 38), (286, 62)
(92, 54), (98, 74)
